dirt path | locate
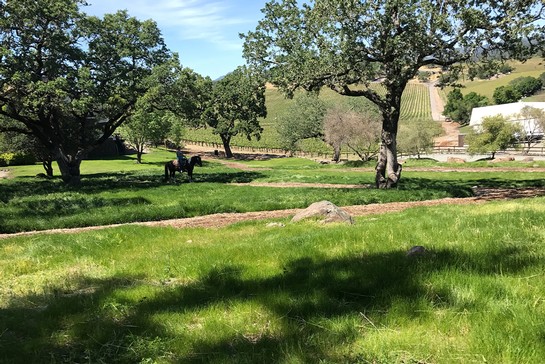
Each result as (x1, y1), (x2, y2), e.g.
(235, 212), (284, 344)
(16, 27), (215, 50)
(2, 186), (544, 239)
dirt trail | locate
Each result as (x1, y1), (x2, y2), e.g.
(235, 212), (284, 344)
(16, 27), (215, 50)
(2, 186), (544, 239)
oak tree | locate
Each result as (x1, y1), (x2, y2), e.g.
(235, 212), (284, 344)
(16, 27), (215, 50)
(202, 66), (266, 158)
(243, 0), (545, 188)
(0, 0), (177, 184)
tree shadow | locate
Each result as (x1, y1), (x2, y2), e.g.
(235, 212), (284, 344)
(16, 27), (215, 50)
(1, 245), (540, 363)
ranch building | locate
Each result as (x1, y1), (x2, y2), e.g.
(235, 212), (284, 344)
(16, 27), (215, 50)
(469, 102), (545, 138)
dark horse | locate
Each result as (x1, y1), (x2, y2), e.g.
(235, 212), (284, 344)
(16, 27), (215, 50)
(164, 155), (202, 182)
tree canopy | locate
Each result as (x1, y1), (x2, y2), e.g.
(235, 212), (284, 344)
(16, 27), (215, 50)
(243, 0), (545, 188)
(202, 66), (266, 158)
(0, 0), (198, 184)
(466, 115), (521, 158)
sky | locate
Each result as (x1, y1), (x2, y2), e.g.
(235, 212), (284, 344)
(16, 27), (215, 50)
(84, 0), (269, 80)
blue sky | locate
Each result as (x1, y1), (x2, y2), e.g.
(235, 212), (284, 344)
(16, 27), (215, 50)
(84, 0), (268, 80)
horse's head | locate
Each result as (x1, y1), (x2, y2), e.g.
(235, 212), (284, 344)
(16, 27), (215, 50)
(191, 155), (202, 167)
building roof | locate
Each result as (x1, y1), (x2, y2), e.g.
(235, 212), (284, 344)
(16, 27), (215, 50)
(469, 102), (545, 134)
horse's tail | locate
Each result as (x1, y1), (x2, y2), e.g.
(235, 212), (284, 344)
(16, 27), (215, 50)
(164, 162), (169, 179)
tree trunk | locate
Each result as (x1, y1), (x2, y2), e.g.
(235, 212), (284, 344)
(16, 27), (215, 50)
(42, 155), (54, 177)
(375, 131), (402, 189)
(221, 134), (233, 158)
(332, 144), (341, 162)
(55, 148), (84, 185)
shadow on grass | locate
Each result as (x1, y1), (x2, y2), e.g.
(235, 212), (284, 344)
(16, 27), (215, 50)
(400, 176), (545, 198)
(0, 169), (266, 201)
(1, 245), (540, 363)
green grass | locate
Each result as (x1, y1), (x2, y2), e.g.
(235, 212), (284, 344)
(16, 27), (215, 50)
(446, 58), (545, 101)
(2, 197), (545, 362)
(3, 150), (545, 233)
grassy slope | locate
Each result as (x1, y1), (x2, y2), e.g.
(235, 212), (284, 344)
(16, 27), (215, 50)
(2, 197), (545, 362)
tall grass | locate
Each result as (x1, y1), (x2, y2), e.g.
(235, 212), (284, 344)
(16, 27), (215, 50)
(2, 197), (545, 362)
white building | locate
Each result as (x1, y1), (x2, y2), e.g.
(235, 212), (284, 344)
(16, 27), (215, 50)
(469, 102), (545, 136)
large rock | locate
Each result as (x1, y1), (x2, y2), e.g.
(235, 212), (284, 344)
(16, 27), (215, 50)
(291, 201), (353, 224)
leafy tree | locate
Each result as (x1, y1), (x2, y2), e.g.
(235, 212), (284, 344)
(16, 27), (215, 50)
(242, 0), (544, 188)
(466, 115), (521, 158)
(121, 64), (208, 163)
(0, 0), (177, 184)
(517, 105), (545, 153)
(493, 85), (522, 104)
(539, 72), (545, 88)
(417, 71), (431, 83)
(510, 76), (542, 98)
(397, 120), (436, 159)
(443, 90), (489, 125)
(119, 111), (172, 163)
(323, 99), (381, 162)
(202, 66), (266, 158)
(276, 93), (326, 154)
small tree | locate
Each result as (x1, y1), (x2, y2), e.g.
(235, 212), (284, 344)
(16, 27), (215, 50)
(397, 120), (436, 159)
(276, 93), (327, 154)
(202, 66), (266, 158)
(443, 90), (489, 125)
(466, 115), (521, 158)
(517, 106), (545, 154)
(323, 101), (381, 162)
(119, 111), (173, 163)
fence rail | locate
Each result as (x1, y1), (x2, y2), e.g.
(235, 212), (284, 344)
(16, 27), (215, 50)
(182, 139), (545, 160)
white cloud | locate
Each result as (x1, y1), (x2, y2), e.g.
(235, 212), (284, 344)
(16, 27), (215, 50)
(86, 0), (252, 50)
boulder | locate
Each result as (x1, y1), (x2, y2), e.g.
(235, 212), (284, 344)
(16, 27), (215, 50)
(291, 201), (353, 224)
(447, 157), (466, 163)
(492, 156), (515, 162)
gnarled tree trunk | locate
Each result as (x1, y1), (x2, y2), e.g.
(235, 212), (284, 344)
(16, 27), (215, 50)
(375, 131), (402, 189)
(220, 134), (234, 158)
(55, 148), (85, 186)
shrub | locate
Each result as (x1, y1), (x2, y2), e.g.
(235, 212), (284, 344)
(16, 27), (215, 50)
(0, 152), (36, 166)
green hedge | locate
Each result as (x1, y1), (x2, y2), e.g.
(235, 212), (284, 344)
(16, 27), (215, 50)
(0, 152), (36, 166)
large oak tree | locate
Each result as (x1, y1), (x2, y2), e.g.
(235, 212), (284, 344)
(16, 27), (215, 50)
(0, 0), (189, 184)
(242, 0), (545, 188)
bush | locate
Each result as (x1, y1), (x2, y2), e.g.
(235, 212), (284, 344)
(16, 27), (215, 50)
(0, 152), (36, 166)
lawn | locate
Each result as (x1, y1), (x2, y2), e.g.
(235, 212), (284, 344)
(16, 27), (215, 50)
(2, 196), (545, 363)
(2, 150), (545, 233)
(2, 151), (545, 362)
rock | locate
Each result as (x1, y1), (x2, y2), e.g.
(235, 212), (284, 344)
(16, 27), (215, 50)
(523, 157), (534, 162)
(291, 201), (353, 224)
(406, 245), (427, 257)
(447, 157), (466, 163)
(490, 156), (515, 163)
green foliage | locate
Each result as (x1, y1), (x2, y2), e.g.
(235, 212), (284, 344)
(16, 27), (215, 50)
(417, 71), (431, 82)
(202, 66), (266, 157)
(276, 93), (327, 152)
(443, 89), (489, 125)
(509, 76), (542, 97)
(466, 115), (522, 157)
(398, 119), (437, 158)
(0, 0), (173, 183)
(493, 85), (522, 104)
(0, 152), (35, 166)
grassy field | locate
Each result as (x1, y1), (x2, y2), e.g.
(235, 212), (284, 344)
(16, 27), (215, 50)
(2, 180), (545, 362)
(2, 149), (545, 233)
(444, 58), (545, 101)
